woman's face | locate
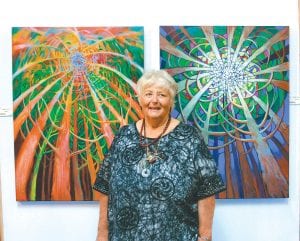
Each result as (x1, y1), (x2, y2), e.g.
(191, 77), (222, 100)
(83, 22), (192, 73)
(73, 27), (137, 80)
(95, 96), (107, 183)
(139, 84), (173, 121)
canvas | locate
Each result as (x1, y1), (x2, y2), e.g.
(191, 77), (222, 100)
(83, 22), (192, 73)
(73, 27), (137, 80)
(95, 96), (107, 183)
(13, 27), (144, 201)
(160, 26), (289, 198)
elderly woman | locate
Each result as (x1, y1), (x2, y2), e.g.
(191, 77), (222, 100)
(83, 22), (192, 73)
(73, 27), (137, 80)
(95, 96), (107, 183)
(93, 70), (225, 241)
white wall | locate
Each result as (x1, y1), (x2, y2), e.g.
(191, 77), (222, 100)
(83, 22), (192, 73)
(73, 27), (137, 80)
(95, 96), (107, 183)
(0, 0), (299, 240)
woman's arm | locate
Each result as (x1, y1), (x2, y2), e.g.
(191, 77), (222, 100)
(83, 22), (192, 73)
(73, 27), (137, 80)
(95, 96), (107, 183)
(96, 193), (109, 241)
(197, 195), (216, 241)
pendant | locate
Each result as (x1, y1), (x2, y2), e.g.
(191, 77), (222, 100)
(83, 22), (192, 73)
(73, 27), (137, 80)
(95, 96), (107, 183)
(147, 153), (157, 164)
(137, 157), (150, 177)
(141, 168), (150, 177)
(137, 151), (159, 177)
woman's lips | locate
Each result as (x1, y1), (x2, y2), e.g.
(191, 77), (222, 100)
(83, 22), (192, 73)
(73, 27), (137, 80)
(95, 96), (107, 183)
(148, 107), (161, 110)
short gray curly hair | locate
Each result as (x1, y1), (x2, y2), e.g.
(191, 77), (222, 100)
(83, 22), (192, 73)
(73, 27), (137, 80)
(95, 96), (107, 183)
(136, 70), (178, 104)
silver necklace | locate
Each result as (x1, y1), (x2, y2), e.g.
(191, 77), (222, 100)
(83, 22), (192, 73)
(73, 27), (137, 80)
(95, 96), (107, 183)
(137, 117), (170, 177)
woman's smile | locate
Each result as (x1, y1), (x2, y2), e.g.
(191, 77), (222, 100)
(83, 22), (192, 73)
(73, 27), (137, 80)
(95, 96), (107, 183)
(139, 84), (172, 120)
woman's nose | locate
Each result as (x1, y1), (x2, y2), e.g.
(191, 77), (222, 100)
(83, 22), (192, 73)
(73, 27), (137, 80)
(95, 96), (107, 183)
(151, 93), (159, 102)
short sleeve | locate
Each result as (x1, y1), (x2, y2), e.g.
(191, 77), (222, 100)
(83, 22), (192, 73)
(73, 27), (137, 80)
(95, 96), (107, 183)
(93, 129), (121, 195)
(193, 133), (226, 199)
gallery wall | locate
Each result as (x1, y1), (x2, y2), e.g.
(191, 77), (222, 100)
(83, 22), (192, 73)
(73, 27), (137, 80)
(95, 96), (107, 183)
(0, 174), (3, 241)
(0, 0), (299, 241)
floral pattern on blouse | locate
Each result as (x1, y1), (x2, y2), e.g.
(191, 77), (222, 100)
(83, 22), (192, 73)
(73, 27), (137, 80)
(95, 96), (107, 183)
(93, 122), (226, 241)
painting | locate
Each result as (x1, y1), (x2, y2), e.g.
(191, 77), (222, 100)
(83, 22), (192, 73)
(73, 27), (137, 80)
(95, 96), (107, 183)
(13, 27), (144, 201)
(160, 26), (289, 198)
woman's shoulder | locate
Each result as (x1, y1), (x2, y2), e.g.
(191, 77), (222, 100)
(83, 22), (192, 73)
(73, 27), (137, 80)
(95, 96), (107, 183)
(116, 123), (137, 136)
(173, 121), (199, 134)
(168, 121), (203, 141)
(110, 123), (137, 147)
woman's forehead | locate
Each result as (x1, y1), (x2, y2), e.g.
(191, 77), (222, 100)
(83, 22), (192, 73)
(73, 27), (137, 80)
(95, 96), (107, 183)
(143, 83), (169, 92)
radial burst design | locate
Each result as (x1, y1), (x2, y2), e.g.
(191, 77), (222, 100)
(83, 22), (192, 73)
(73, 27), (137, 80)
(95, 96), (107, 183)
(160, 26), (289, 198)
(13, 27), (144, 201)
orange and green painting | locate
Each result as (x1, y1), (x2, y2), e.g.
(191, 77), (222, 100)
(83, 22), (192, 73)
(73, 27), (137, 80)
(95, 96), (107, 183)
(160, 26), (289, 198)
(13, 27), (144, 201)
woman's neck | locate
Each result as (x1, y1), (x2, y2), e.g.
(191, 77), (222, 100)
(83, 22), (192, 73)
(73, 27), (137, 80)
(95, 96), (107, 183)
(137, 116), (180, 139)
(144, 115), (170, 130)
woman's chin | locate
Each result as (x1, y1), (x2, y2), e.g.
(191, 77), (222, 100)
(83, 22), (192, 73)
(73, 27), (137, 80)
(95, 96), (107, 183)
(145, 112), (165, 119)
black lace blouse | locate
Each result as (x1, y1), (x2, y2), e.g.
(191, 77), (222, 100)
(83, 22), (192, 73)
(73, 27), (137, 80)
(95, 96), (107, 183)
(93, 122), (226, 241)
